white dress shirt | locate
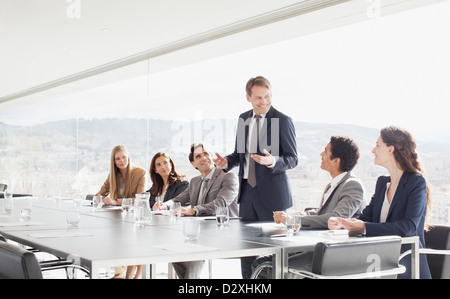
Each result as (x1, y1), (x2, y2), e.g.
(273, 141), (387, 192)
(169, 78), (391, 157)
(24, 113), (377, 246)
(321, 172), (348, 207)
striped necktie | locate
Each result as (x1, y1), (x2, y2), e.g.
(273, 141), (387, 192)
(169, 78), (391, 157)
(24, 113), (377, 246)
(200, 178), (209, 204)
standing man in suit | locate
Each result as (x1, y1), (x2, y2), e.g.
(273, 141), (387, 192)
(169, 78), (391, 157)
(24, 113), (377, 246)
(156, 142), (239, 278)
(273, 136), (365, 229)
(213, 76), (298, 278)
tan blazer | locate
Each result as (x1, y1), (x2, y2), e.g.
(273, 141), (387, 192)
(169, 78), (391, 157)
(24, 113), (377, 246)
(97, 165), (147, 204)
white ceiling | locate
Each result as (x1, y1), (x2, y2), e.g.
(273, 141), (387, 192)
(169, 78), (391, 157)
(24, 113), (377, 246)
(0, 0), (445, 104)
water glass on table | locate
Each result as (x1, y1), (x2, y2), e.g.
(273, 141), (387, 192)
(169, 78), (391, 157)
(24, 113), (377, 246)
(66, 205), (80, 227)
(286, 213), (302, 234)
(2, 191), (13, 214)
(215, 206), (229, 227)
(20, 198), (33, 219)
(92, 195), (103, 210)
(183, 218), (200, 240)
(121, 198), (133, 213)
(170, 202), (181, 220)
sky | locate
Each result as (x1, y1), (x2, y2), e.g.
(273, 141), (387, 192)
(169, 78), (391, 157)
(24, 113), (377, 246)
(1, 0), (450, 142)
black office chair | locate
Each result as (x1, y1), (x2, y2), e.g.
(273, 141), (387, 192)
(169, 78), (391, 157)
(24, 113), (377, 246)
(424, 225), (450, 279)
(252, 236), (405, 279)
(0, 234), (90, 279)
(0, 239), (43, 279)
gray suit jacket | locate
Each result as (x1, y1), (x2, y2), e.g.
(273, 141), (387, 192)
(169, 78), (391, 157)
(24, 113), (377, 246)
(301, 172), (365, 229)
(173, 167), (239, 217)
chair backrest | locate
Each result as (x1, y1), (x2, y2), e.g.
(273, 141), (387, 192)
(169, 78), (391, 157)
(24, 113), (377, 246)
(425, 225), (450, 279)
(0, 241), (43, 279)
(0, 184), (7, 192)
(311, 236), (402, 278)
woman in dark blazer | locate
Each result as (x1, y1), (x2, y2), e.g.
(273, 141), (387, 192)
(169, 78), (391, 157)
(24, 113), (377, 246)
(147, 152), (188, 209)
(329, 126), (432, 279)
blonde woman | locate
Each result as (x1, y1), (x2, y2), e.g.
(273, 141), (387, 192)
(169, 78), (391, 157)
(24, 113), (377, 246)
(96, 145), (147, 279)
(97, 145), (147, 206)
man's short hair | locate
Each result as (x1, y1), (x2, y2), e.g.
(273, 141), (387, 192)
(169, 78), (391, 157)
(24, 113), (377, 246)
(189, 143), (205, 162)
(245, 76), (271, 96)
(329, 136), (360, 172)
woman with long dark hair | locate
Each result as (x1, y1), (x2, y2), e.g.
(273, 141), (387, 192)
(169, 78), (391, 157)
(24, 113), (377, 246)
(329, 126), (432, 279)
(148, 152), (188, 209)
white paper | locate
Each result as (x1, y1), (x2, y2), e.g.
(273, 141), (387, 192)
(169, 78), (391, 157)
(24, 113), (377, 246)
(154, 243), (219, 253)
(319, 229), (349, 236)
(152, 210), (171, 216)
(245, 222), (285, 229)
(28, 231), (94, 239)
(0, 221), (45, 227)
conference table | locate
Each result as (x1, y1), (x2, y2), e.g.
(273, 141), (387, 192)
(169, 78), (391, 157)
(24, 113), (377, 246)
(0, 197), (420, 279)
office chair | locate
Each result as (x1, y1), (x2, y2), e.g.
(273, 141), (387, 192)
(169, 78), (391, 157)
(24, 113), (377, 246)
(0, 234), (90, 279)
(0, 239), (43, 279)
(252, 236), (405, 279)
(424, 225), (450, 279)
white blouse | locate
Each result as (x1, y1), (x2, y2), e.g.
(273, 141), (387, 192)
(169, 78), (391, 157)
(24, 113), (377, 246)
(155, 185), (168, 203)
(380, 182), (391, 223)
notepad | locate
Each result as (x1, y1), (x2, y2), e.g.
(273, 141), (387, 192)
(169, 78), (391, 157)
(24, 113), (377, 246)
(28, 231), (94, 239)
(154, 243), (219, 253)
(0, 221), (45, 227)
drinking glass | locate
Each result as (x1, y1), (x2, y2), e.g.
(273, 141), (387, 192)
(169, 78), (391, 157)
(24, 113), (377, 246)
(183, 218), (200, 240)
(121, 198), (133, 213)
(215, 206), (229, 227)
(20, 198), (33, 219)
(66, 206), (80, 227)
(170, 202), (181, 220)
(92, 195), (103, 210)
(155, 196), (163, 210)
(286, 213), (302, 234)
(293, 214), (302, 233)
(3, 191), (13, 214)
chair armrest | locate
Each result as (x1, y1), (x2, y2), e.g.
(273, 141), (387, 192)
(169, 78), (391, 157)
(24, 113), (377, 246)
(400, 248), (450, 261)
(288, 266), (406, 279)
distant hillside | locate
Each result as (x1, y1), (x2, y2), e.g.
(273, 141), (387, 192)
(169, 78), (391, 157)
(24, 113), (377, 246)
(1, 118), (449, 223)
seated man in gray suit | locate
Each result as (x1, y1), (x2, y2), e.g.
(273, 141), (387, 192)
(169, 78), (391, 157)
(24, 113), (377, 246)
(156, 142), (239, 278)
(253, 136), (365, 278)
(273, 135), (365, 229)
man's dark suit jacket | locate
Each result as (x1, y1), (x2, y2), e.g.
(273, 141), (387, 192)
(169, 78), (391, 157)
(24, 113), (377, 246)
(226, 106), (298, 212)
(359, 172), (431, 279)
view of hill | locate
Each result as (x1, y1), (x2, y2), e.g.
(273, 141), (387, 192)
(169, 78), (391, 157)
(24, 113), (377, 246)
(1, 118), (449, 224)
